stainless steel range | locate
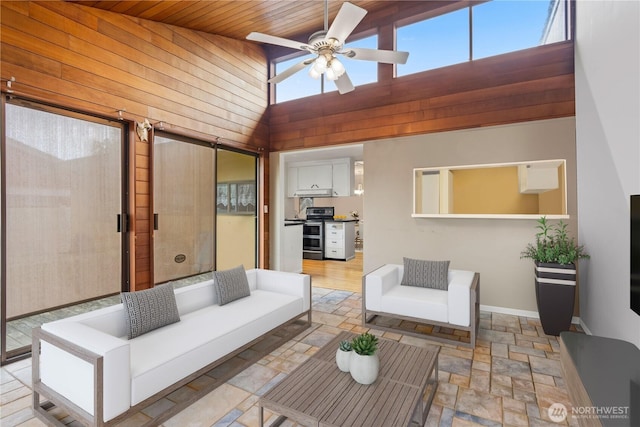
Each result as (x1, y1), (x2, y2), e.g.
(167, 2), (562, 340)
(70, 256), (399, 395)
(303, 207), (334, 260)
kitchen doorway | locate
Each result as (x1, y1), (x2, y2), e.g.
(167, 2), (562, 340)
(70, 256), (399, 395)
(277, 144), (364, 294)
(302, 252), (363, 293)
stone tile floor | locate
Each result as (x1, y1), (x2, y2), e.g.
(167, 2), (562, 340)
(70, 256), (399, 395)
(1, 287), (581, 427)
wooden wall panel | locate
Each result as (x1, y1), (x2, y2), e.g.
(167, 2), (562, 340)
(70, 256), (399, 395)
(2, 2), (269, 143)
(1, 1), (270, 290)
(1, 0), (575, 291)
(134, 132), (152, 289)
(269, 42), (575, 151)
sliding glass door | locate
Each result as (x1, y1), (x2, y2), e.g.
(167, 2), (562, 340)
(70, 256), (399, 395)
(153, 137), (258, 284)
(153, 135), (215, 283)
(216, 148), (258, 270)
(1, 99), (126, 361)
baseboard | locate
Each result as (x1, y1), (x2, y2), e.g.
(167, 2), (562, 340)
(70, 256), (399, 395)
(578, 319), (593, 335)
(480, 304), (582, 325)
(480, 304), (539, 319)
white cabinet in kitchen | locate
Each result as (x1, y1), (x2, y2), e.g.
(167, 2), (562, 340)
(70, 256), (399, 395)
(297, 164), (333, 190)
(286, 158), (353, 198)
(287, 164), (333, 197)
(287, 167), (299, 197)
(331, 160), (353, 197)
(324, 221), (356, 261)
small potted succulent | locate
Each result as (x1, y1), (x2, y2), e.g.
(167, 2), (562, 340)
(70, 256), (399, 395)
(335, 340), (352, 372)
(349, 332), (379, 384)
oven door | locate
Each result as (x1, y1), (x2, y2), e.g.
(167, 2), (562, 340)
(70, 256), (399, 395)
(303, 221), (322, 236)
(303, 236), (322, 251)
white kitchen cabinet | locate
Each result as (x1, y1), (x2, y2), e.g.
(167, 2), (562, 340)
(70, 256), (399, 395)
(517, 163), (560, 194)
(297, 164), (333, 190)
(331, 160), (353, 196)
(286, 158), (354, 198)
(287, 164), (333, 197)
(324, 221), (356, 261)
(287, 167), (299, 197)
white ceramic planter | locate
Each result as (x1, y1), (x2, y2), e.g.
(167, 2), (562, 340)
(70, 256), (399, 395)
(335, 348), (352, 372)
(349, 352), (379, 384)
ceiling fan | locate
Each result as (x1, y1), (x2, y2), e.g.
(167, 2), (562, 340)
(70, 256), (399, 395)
(246, 1), (409, 94)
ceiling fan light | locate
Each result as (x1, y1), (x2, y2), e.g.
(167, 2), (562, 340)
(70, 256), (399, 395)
(312, 61), (327, 74)
(309, 66), (322, 79)
(314, 56), (328, 72)
(325, 67), (337, 81)
(329, 58), (345, 77)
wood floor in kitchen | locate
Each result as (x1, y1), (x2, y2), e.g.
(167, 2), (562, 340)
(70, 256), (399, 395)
(303, 251), (363, 293)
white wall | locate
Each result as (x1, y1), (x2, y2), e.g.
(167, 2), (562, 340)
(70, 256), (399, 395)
(364, 118), (577, 314)
(575, 0), (640, 347)
(269, 152), (286, 271)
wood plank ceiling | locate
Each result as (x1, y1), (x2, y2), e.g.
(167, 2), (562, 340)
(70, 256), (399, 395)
(68, 0), (402, 43)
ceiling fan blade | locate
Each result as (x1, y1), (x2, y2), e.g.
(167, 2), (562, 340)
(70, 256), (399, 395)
(247, 32), (311, 51)
(345, 48), (409, 64)
(268, 59), (313, 84)
(325, 2), (367, 44)
(334, 72), (355, 94)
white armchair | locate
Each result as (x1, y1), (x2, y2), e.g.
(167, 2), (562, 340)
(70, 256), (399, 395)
(363, 264), (479, 348)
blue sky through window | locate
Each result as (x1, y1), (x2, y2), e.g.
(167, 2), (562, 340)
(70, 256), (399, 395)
(472, 1), (554, 59)
(276, 1), (563, 102)
(397, 8), (470, 76)
(275, 53), (319, 103)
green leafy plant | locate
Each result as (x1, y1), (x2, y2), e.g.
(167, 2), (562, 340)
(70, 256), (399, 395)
(520, 216), (590, 265)
(339, 340), (352, 352)
(351, 332), (378, 356)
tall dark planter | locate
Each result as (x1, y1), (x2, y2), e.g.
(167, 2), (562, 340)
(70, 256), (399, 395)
(534, 261), (576, 336)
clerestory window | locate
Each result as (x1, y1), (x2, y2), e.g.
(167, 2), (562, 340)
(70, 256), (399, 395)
(272, 0), (570, 103)
(397, 0), (570, 77)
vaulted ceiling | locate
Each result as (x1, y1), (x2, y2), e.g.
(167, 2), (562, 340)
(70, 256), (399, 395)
(69, 1), (405, 41)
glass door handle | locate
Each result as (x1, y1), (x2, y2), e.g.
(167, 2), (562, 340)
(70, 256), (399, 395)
(117, 214), (128, 233)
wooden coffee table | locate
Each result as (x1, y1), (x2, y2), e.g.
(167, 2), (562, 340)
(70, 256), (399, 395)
(259, 331), (439, 427)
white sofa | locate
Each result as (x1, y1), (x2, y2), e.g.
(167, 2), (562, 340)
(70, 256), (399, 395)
(363, 264), (479, 348)
(32, 269), (311, 426)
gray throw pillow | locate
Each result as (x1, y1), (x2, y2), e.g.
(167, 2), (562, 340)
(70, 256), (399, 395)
(121, 283), (180, 339)
(401, 258), (450, 290)
(213, 265), (251, 305)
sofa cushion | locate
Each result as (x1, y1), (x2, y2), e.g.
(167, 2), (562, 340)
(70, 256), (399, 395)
(121, 284), (180, 339)
(381, 284), (448, 323)
(174, 279), (217, 315)
(401, 258), (450, 290)
(214, 265), (251, 305)
(128, 289), (303, 405)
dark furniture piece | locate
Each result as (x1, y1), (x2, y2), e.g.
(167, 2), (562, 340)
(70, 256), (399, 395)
(560, 332), (640, 427)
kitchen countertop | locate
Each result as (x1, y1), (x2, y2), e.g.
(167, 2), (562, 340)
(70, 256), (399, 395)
(283, 218), (359, 224)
